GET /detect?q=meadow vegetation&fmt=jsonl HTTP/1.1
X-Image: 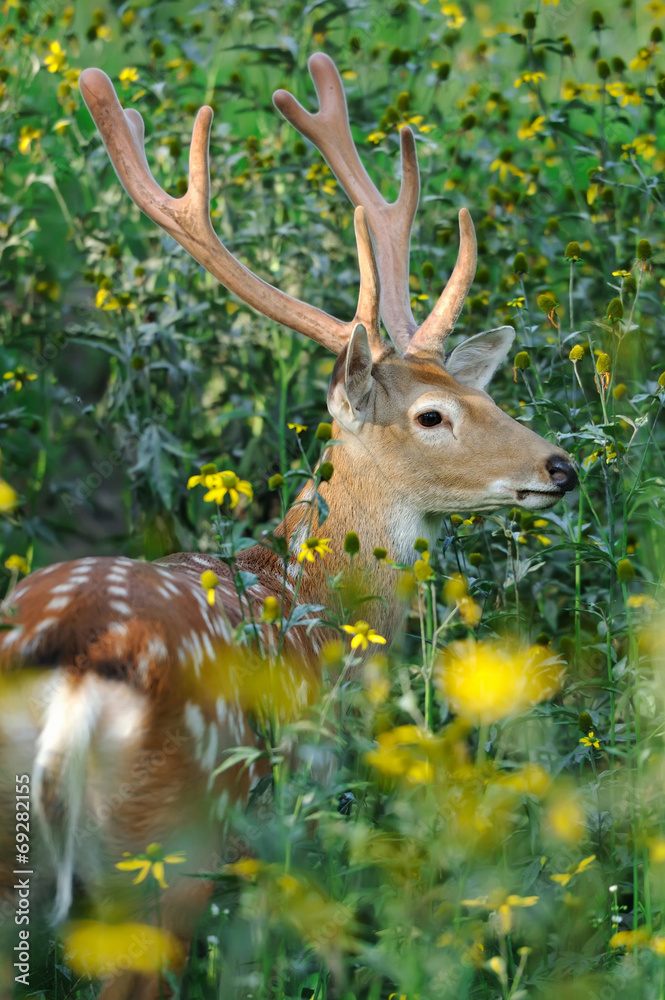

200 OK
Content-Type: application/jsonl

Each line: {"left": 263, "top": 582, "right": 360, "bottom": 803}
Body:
{"left": 2, "top": 0, "right": 665, "bottom": 996}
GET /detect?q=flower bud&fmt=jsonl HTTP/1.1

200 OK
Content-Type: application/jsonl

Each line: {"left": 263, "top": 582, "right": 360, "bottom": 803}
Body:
{"left": 590, "top": 9, "right": 604, "bottom": 28}
{"left": 344, "top": 531, "right": 360, "bottom": 555}
{"left": 200, "top": 570, "right": 219, "bottom": 590}
{"left": 421, "top": 261, "right": 435, "bottom": 280}
{"left": 262, "top": 596, "right": 280, "bottom": 623}
{"left": 596, "top": 59, "right": 610, "bottom": 80}
{"left": 315, "top": 422, "right": 333, "bottom": 441}
{"left": 595, "top": 352, "right": 611, "bottom": 375}
{"left": 569, "top": 344, "right": 584, "bottom": 362}
{"left": 268, "top": 473, "right": 285, "bottom": 490}
{"left": 522, "top": 10, "right": 536, "bottom": 29}
{"left": 612, "top": 383, "right": 628, "bottom": 400}
{"left": 657, "top": 372, "right": 665, "bottom": 389}
{"left": 514, "top": 350, "right": 531, "bottom": 370}
{"left": 373, "top": 547, "right": 387, "bottom": 560}
{"left": 637, "top": 239, "right": 652, "bottom": 261}
{"left": 537, "top": 292, "right": 556, "bottom": 313}
{"left": 606, "top": 298, "right": 623, "bottom": 321}
{"left": 564, "top": 241, "right": 581, "bottom": 260}
{"left": 513, "top": 252, "right": 528, "bottom": 275}
{"left": 414, "top": 537, "right": 429, "bottom": 552}
{"left": 578, "top": 711, "right": 593, "bottom": 733}
{"left": 318, "top": 461, "right": 334, "bottom": 482}
{"left": 617, "top": 558, "right": 635, "bottom": 582}
{"left": 468, "top": 552, "right": 483, "bottom": 567}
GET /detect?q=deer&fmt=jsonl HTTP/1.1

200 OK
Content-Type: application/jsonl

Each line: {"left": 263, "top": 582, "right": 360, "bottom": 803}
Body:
{"left": 0, "top": 54, "right": 576, "bottom": 999}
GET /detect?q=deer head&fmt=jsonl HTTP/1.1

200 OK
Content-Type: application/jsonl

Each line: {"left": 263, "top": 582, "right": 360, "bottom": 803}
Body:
{"left": 79, "top": 55, "right": 576, "bottom": 578}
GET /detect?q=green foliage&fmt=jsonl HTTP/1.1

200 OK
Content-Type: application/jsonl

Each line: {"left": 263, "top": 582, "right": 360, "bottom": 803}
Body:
{"left": 3, "top": 0, "right": 665, "bottom": 998}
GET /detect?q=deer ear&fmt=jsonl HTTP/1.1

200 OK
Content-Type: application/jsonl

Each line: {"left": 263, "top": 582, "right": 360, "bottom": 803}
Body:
{"left": 445, "top": 326, "right": 515, "bottom": 389}
{"left": 328, "top": 323, "right": 374, "bottom": 428}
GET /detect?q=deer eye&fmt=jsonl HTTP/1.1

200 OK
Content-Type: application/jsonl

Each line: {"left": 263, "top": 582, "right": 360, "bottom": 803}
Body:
{"left": 417, "top": 411, "right": 443, "bottom": 427}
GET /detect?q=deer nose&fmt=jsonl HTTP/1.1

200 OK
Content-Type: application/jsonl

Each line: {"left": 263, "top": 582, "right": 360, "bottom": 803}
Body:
{"left": 546, "top": 455, "right": 578, "bottom": 492}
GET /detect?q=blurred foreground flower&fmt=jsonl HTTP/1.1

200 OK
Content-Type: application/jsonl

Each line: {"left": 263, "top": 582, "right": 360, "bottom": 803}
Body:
{"left": 436, "top": 640, "right": 564, "bottom": 725}
{"left": 116, "top": 843, "right": 186, "bottom": 889}
{"left": 365, "top": 725, "right": 440, "bottom": 784}
{"left": 64, "top": 920, "right": 183, "bottom": 978}
{"left": 0, "top": 479, "right": 18, "bottom": 513}
{"left": 550, "top": 854, "right": 596, "bottom": 886}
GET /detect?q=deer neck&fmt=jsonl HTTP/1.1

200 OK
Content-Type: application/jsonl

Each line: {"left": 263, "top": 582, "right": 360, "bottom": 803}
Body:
{"left": 273, "top": 421, "right": 441, "bottom": 641}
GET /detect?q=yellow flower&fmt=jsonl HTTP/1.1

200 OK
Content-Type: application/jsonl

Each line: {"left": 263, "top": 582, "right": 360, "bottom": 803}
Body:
{"left": 119, "top": 66, "right": 139, "bottom": 84}
{"left": 187, "top": 463, "right": 219, "bottom": 490}
{"left": 297, "top": 537, "right": 332, "bottom": 563}
{"left": 626, "top": 593, "right": 657, "bottom": 611}
{"left": 53, "top": 119, "right": 71, "bottom": 135}
{"left": 0, "top": 479, "right": 18, "bottom": 513}
{"left": 622, "top": 134, "right": 657, "bottom": 161}
{"left": 609, "top": 928, "right": 650, "bottom": 950}
{"left": 44, "top": 41, "right": 67, "bottom": 74}
{"left": 579, "top": 731, "right": 600, "bottom": 749}
{"left": 414, "top": 550, "right": 435, "bottom": 582}
{"left": 222, "top": 857, "right": 263, "bottom": 880}
{"left": 4, "top": 555, "right": 30, "bottom": 575}
{"left": 550, "top": 854, "right": 596, "bottom": 887}
{"left": 94, "top": 287, "right": 120, "bottom": 310}
{"left": 507, "top": 296, "right": 525, "bottom": 308}
{"left": 517, "top": 115, "right": 546, "bottom": 140}
{"left": 605, "top": 81, "right": 642, "bottom": 106}
{"left": 115, "top": 843, "right": 186, "bottom": 889}
{"left": 630, "top": 47, "right": 653, "bottom": 72}
{"left": 3, "top": 368, "right": 37, "bottom": 391}
{"left": 200, "top": 570, "right": 219, "bottom": 606}
{"left": 442, "top": 2, "right": 466, "bottom": 29}
{"left": 287, "top": 422, "right": 308, "bottom": 433}
{"left": 365, "top": 725, "right": 438, "bottom": 784}
{"left": 368, "top": 130, "right": 387, "bottom": 144}
{"left": 203, "top": 471, "right": 253, "bottom": 507}
{"left": 436, "top": 639, "right": 564, "bottom": 725}
{"left": 64, "top": 920, "right": 183, "bottom": 977}
{"left": 514, "top": 71, "right": 546, "bottom": 88}
{"left": 342, "top": 620, "right": 386, "bottom": 651}
{"left": 18, "top": 126, "right": 43, "bottom": 155}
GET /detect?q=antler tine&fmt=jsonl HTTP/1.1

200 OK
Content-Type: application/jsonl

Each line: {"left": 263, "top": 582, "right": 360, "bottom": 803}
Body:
{"left": 407, "top": 209, "right": 477, "bottom": 355}
{"left": 274, "top": 52, "right": 420, "bottom": 352}
{"left": 353, "top": 206, "right": 382, "bottom": 354}
{"left": 80, "top": 67, "right": 356, "bottom": 356}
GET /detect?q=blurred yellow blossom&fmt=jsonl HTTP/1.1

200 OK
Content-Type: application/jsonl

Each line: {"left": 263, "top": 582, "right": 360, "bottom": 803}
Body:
{"left": 18, "top": 126, "right": 42, "bottom": 155}
{"left": 550, "top": 854, "right": 596, "bottom": 886}
{"left": 119, "top": 66, "right": 139, "bottom": 84}
{"left": 365, "top": 725, "right": 439, "bottom": 784}
{"left": 4, "top": 555, "right": 29, "bottom": 575}
{"left": 0, "top": 479, "right": 18, "bottom": 513}
{"left": 436, "top": 640, "right": 563, "bottom": 725}
{"left": 44, "top": 41, "right": 67, "bottom": 73}
{"left": 517, "top": 115, "right": 546, "bottom": 140}
{"left": 610, "top": 927, "right": 650, "bottom": 950}
{"left": 544, "top": 788, "right": 586, "bottom": 843}
{"left": 606, "top": 81, "right": 642, "bottom": 106}
{"left": 514, "top": 72, "right": 546, "bottom": 88}
{"left": 64, "top": 920, "right": 183, "bottom": 977}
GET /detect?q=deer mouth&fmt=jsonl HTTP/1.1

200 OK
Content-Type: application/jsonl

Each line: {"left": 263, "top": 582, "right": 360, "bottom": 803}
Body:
{"left": 515, "top": 488, "right": 566, "bottom": 507}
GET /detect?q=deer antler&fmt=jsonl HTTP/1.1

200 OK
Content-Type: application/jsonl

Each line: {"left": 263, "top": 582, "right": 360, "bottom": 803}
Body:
{"left": 273, "top": 53, "right": 477, "bottom": 357}
{"left": 79, "top": 68, "right": 382, "bottom": 357}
